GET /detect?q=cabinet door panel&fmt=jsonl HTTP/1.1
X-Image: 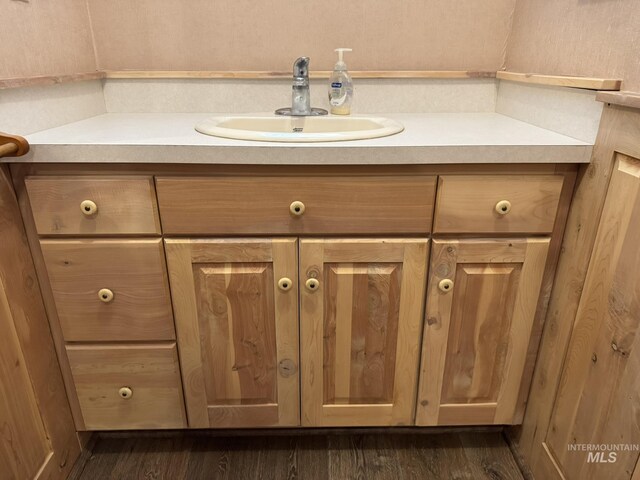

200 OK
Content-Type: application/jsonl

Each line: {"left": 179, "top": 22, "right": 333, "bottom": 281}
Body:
{"left": 165, "top": 238, "right": 299, "bottom": 428}
{"left": 545, "top": 154, "right": 640, "bottom": 479}
{"left": 300, "top": 239, "right": 429, "bottom": 426}
{"left": 416, "top": 238, "right": 549, "bottom": 426}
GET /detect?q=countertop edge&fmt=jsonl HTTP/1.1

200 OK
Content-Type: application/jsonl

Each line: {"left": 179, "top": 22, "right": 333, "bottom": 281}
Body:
{"left": 4, "top": 144, "right": 593, "bottom": 165}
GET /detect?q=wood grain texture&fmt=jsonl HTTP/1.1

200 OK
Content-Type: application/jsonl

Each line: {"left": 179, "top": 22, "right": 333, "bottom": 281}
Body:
{"left": 0, "top": 143, "right": 18, "bottom": 158}
{"left": 25, "top": 176, "right": 161, "bottom": 236}
{"left": 0, "top": 70, "right": 496, "bottom": 91}
{"left": 323, "top": 264, "right": 401, "bottom": 405}
{"left": 538, "top": 442, "right": 566, "bottom": 480}
{"left": 0, "top": 276, "right": 51, "bottom": 480}
{"left": 416, "top": 238, "right": 550, "bottom": 426}
{"left": 545, "top": 154, "right": 640, "bottom": 479}
{"left": 87, "top": 0, "right": 514, "bottom": 72}
{"left": 0, "top": 72, "right": 105, "bottom": 90}
{"left": 496, "top": 71, "right": 621, "bottom": 91}
{"left": 156, "top": 176, "right": 436, "bottom": 235}
{"left": 165, "top": 238, "right": 299, "bottom": 428}
{"left": 300, "top": 239, "right": 429, "bottom": 427}
{"left": 505, "top": 0, "right": 640, "bottom": 93}
{"left": 597, "top": 91, "right": 640, "bottom": 110}
{"left": 40, "top": 239, "right": 175, "bottom": 342}
{"left": 72, "top": 432, "right": 524, "bottom": 480}
{"left": 433, "top": 175, "right": 564, "bottom": 234}
{"left": 0, "top": 165, "right": 80, "bottom": 480}
{"left": 0, "top": 131, "right": 29, "bottom": 157}
{"left": 66, "top": 343, "right": 187, "bottom": 431}
{"left": 511, "top": 166, "right": 577, "bottom": 425}
{"left": 510, "top": 105, "right": 640, "bottom": 479}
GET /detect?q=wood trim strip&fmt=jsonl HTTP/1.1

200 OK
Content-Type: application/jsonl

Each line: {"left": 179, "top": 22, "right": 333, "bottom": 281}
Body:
{"left": 497, "top": 71, "right": 622, "bottom": 91}
{"left": 596, "top": 90, "right": 640, "bottom": 110}
{"left": 103, "top": 70, "right": 497, "bottom": 80}
{"left": 0, "top": 71, "right": 105, "bottom": 90}
{"left": 0, "top": 69, "right": 625, "bottom": 90}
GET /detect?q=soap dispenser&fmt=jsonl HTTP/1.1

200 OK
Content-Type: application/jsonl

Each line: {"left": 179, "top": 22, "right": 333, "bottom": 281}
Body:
{"left": 328, "top": 48, "right": 353, "bottom": 115}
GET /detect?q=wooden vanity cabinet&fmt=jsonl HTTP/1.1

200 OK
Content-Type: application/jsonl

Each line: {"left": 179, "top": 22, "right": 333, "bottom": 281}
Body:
{"left": 12, "top": 165, "right": 575, "bottom": 432}
{"left": 415, "top": 238, "right": 550, "bottom": 426}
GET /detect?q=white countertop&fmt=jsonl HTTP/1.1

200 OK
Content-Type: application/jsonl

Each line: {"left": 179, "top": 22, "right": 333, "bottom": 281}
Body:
{"left": 8, "top": 113, "right": 592, "bottom": 164}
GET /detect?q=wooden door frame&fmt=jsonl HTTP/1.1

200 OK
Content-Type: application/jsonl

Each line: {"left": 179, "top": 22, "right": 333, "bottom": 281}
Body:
{"left": 0, "top": 165, "right": 80, "bottom": 479}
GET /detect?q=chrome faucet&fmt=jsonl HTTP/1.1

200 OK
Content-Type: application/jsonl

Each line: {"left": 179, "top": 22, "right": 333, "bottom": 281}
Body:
{"left": 275, "top": 57, "right": 328, "bottom": 116}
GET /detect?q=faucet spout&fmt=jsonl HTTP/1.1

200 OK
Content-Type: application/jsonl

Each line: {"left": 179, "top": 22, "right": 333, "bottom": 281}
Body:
{"left": 293, "top": 57, "right": 310, "bottom": 81}
{"left": 291, "top": 57, "right": 311, "bottom": 115}
{"left": 275, "top": 56, "right": 328, "bottom": 116}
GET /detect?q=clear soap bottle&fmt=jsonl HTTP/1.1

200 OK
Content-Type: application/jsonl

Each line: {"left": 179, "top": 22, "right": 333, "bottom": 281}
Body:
{"left": 328, "top": 48, "right": 353, "bottom": 115}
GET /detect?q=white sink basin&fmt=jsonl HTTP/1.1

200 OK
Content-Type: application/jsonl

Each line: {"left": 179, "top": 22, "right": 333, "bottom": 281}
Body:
{"left": 195, "top": 115, "right": 404, "bottom": 142}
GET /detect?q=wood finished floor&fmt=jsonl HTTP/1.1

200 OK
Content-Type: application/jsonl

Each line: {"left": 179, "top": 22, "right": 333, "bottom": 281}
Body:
{"left": 72, "top": 432, "right": 524, "bottom": 480}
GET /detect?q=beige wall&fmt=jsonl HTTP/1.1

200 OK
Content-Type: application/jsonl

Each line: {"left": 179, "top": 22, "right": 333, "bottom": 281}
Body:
{"left": 4, "top": 0, "right": 639, "bottom": 93}
{"left": 86, "top": 0, "right": 516, "bottom": 71}
{"left": 0, "top": 0, "right": 96, "bottom": 78}
{"left": 506, "top": 0, "right": 640, "bottom": 92}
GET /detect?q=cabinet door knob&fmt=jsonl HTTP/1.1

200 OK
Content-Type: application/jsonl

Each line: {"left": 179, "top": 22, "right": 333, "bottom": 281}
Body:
{"left": 290, "top": 201, "right": 306, "bottom": 216}
{"left": 305, "top": 278, "right": 320, "bottom": 292}
{"left": 495, "top": 200, "right": 512, "bottom": 215}
{"left": 438, "top": 279, "right": 454, "bottom": 293}
{"left": 80, "top": 199, "right": 98, "bottom": 216}
{"left": 278, "top": 277, "right": 293, "bottom": 291}
{"left": 98, "top": 288, "right": 114, "bottom": 303}
{"left": 118, "top": 387, "right": 133, "bottom": 399}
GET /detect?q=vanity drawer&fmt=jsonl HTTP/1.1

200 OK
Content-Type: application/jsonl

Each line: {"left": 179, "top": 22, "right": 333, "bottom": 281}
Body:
{"left": 433, "top": 175, "right": 564, "bottom": 234}
{"left": 66, "top": 343, "right": 187, "bottom": 430}
{"left": 156, "top": 176, "right": 436, "bottom": 235}
{"left": 25, "top": 176, "right": 161, "bottom": 235}
{"left": 41, "top": 239, "right": 175, "bottom": 342}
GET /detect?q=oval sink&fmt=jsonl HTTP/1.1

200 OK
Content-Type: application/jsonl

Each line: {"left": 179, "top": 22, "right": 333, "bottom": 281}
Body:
{"left": 195, "top": 115, "right": 404, "bottom": 142}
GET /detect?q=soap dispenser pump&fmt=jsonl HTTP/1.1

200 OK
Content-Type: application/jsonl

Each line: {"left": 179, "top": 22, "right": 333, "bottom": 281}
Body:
{"left": 328, "top": 48, "right": 353, "bottom": 115}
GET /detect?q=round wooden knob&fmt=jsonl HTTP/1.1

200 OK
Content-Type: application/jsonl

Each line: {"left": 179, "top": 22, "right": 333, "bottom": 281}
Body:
{"left": 495, "top": 200, "right": 512, "bottom": 215}
{"left": 80, "top": 200, "right": 98, "bottom": 216}
{"left": 278, "top": 277, "right": 293, "bottom": 291}
{"left": 438, "top": 279, "right": 454, "bottom": 293}
{"left": 98, "top": 288, "right": 114, "bottom": 303}
{"left": 290, "top": 201, "right": 306, "bottom": 216}
{"left": 305, "top": 278, "right": 320, "bottom": 292}
{"left": 118, "top": 387, "right": 133, "bottom": 399}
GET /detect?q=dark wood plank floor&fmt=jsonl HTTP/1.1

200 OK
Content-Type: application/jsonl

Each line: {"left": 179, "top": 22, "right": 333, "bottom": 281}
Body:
{"left": 72, "top": 432, "right": 523, "bottom": 480}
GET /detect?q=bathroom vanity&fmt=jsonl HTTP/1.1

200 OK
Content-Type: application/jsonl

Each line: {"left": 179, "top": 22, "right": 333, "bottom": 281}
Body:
{"left": 8, "top": 111, "right": 580, "bottom": 431}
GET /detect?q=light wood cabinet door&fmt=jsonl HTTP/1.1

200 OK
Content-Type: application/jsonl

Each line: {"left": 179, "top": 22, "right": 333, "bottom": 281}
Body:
{"left": 416, "top": 238, "right": 549, "bottom": 426}
{"left": 300, "top": 239, "right": 429, "bottom": 426}
{"left": 165, "top": 238, "right": 299, "bottom": 428}
{"left": 544, "top": 154, "right": 640, "bottom": 480}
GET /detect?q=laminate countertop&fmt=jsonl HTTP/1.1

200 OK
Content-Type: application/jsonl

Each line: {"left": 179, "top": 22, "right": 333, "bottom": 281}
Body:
{"left": 7, "top": 113, "right": 592, "bottom": 165}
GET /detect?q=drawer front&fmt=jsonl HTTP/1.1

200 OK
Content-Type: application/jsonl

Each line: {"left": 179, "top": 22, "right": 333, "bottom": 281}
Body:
{"left": 433, "top": 175, "right": 564, "bottom": 234}
{"left": 66, "top": 344, "right": 187, "bottom": 430}
{"left": 41, "top": 239, "right": 175, "bottom": 342}
{"left": 156, "top": 176, "right": 436, "bottom": 235}
{"left": 25, "top": 176, "right": 160, "bottom": 235}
